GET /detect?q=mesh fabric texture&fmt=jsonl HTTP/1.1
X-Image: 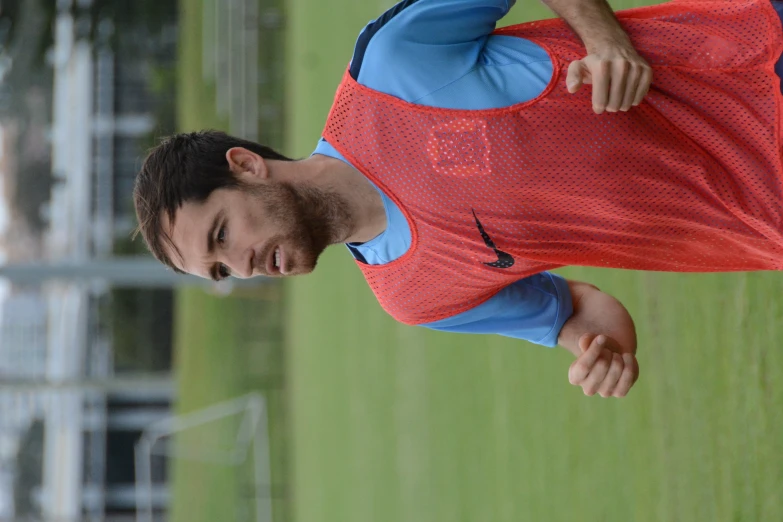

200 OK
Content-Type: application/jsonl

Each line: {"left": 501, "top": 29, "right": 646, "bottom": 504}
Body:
{"left": 323, "top": 0, "right": 783, "bottom": 324}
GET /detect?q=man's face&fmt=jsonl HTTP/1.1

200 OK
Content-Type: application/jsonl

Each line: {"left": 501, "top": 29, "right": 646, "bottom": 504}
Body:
{"left": 164, "top": 176, "right": 333, "bottom": 281}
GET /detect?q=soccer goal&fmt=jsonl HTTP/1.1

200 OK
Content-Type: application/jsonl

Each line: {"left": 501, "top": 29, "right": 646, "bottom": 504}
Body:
{"left": 134, "top": 392, "right": 273, "bottom": 522}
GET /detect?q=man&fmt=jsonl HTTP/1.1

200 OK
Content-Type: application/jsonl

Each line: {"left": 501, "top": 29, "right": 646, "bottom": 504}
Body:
{"left": 134, "top": 0, "right": 783, "bottom": 399}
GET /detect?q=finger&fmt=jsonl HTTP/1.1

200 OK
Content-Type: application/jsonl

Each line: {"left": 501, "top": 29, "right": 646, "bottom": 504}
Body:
{"left": 597, "top": 353, "right": 624, "bottom": 397}
{"left": 621, "top": 65, "right": 641, "bottom": 111}
{"left": 631, "top": 354, "right": 640, "bottom": 384}
{"left": 568, "top": 335, "right": 604, "bottom": 384}
{"left": 633, "top": 65, "right": 653, "bottom": 106}
{"left": 606, "top": 60, "right": 630, "bottom": 112}
{"left": 591, "top": 59, "right": 611, "bottom": 114}
{"left": 566, "top": 60, "right": 585, "bottom": 94}
{"left": 578, "top": 332, "right": 595, "bottom": 353}
{"left": 581, "top": 350, "right": 612, "bottom": 396}
{"left": 612, "top": 354, "right": 637, "bottom": 397}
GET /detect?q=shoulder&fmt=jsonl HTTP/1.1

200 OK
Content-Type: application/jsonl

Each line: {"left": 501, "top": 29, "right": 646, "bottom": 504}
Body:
{"left": 349, "top": 0, "right": 423, "bottom": 80}
{"left": 350, "top": 0, "right": 514, "bottom": 79}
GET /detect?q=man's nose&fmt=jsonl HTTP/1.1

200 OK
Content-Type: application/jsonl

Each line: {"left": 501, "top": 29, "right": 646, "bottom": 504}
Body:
{"left": 222, "top": 248, "right": 253, "bottom": 279}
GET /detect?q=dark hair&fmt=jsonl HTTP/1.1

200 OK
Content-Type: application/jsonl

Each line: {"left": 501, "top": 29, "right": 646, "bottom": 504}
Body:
{"left": 133, "top": 130, "right": 293, "bottom": 272}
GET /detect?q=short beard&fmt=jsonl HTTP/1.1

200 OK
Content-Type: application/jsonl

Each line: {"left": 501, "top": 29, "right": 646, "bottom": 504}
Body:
{"left": 282, "top": 181, "right": 354, "bottom": 246}
{"left": 247, "top": 181, "right": 354, "bottom": 269}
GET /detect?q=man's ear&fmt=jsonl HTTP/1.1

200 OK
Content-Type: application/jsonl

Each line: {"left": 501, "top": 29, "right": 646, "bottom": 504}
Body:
{"left": 225, "top": 147, "right": 269, "bottom": 182}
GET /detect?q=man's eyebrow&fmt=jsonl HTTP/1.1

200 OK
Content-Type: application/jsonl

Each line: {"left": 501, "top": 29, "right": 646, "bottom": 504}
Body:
{"left": 205, "top": 209, "right": 223, "bottom": 281}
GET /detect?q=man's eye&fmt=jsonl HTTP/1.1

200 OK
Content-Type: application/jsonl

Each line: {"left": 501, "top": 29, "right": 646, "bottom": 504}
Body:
{"left": 218, "top": 264, "right": 230, "bottom": 279}
{"left": 217, "top": 226, "right": 226, "bottom": 244}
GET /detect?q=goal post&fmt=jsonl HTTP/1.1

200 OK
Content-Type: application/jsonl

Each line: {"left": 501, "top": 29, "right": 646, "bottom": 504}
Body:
{"left": 134, "top": 392, "right": 273, "bottom": 522}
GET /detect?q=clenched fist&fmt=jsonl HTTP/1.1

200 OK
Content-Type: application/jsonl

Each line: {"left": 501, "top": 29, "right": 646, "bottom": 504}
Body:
{"left": 566, "top": 43, "right": 653, "bottom": 114}
{"left": 568, "top": 333, "right": 639, "bottom": 397}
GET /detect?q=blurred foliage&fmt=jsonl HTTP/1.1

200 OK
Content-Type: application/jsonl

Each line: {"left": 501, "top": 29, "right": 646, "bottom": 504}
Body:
{"left": 89, "top": 0, "right": 178, "bottom": 45}
{"left": 102, "top": 0, "right": 178, "bottom": 376}
{"left": 0, "top": 0, "right": 178, "bottom": 114}
{"left": 114, "top": 231, "right": 150, "bottom": 256}
{"left": 110, "top": 286, "right": 174, "bottom": 373}
{"left": 0, "top": 0, "right": 179, "bottom": 237}
{"left": 0, "top": 0, "right": 56, "bottom": 70}
{"left": 110, "top": 235, "right": 175, "bottom": 374}
{"left": 13, "top": 419, "right": 44, "bottom": 520}
{"left": 0, "top": 0, "right": 54, "bottom": 119}
{"left": 12, "top": 156, "right": 54, "bottom": 234}
{"left": 141, "top": 62, "right": 179, "bottom": 149}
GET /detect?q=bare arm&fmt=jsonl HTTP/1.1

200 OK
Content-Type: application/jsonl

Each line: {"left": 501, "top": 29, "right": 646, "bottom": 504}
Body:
{"left": 558, "top": 279, "right": 636, "bottom": 356}
{"left": 541, "top": 0, "right": 631, "bottom": 53}
{"left": 557, "top": 279, "right": 639, "bottom": 397}
{"left": 539, "top": 0, "right": 653, "bottom": 113}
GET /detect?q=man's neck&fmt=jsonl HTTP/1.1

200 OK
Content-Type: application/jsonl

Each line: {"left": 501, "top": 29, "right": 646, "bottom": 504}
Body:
{"left": 272, "top": 154, "right": 388, "bottom": 244}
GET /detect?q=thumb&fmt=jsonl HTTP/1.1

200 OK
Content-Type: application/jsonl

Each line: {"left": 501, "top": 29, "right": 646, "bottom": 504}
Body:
{"left": 578, "top": 333, "right": 594, "bottom": 353}
{"left": 566, "top": 60, "right": 586, "bottom": 93}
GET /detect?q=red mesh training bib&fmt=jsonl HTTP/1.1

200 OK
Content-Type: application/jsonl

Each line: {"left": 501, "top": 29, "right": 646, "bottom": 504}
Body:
{"left": 323, "top": 0, "right": 783, "bottom": 325}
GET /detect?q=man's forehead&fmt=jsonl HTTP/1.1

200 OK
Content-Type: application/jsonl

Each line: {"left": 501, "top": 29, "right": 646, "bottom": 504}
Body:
{"left": 160, "top": 204, "right": 202, "bottom": 273}
{"left": 163, "top": 200, "right": 206, "bottom": 235}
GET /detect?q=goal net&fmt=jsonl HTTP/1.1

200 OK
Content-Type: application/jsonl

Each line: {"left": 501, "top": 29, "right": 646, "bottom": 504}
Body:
{"left": 134, "top": 392, "right": 273, "bottom": 522}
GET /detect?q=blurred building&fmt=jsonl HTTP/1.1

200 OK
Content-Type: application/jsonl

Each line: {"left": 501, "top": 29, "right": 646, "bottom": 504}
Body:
{"left": 0, "top": 0, "right": 179, "bottom": 520}
{"left": 0, "top": 0, "right": 283, "bottom": 518}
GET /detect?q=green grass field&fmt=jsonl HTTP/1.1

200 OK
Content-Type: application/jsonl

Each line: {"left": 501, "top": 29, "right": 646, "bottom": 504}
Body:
{"left": 173, "top": 0, "right": 783, "bottom": 521}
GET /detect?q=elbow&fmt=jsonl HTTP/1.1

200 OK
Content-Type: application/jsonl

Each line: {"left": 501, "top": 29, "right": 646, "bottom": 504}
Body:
{"left": 560, "top": 279, "right": 637, "bottom": 355}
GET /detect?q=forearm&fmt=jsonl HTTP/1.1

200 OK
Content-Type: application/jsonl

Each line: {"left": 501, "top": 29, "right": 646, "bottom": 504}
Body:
{"left": 540, "top": 0, "right": 630, "bottom": 53}
{"left": 557, "top": 280, "right": 637, "bottom": 358}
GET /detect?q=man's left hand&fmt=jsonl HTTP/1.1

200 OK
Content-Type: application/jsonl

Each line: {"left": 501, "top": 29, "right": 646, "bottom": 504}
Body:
{"left": 566, "top": 43, "right": 652, "bottom": 114}
{"left": 568, "top": 333, "right": 640, "bottom": 398}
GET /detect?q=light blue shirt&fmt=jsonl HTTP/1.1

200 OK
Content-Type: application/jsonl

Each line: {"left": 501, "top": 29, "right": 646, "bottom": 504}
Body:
{"left": 313, "top": 0, "right": 573, "bottom": 347}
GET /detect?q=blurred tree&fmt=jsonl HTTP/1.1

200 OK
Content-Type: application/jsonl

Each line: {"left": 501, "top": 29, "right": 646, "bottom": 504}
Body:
{"left": 0, "top": 0, "right": 55, "bottom": 68}
{"left": 13, "top": 419, "right": 44, "bottom": 521}
{"left": 0, "top": 0, "right": 54, "bottom": 121}
{"left": 110, "top": 287, "right": 174, "bottom": 373}
{"left": 0, "top": 0, "right": 178, "bottom": 120}
{"left": 88, "top": 0, "right": 177, "bottom": 50}
{"left": 111, "top": 235, "right": 174, "bottom": 373}
{"left": 11, "top": 157, "right": 55, "bottom": 234}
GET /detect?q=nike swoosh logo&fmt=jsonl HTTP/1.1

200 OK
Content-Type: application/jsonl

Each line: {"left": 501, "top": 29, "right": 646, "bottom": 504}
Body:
{"left": 472, "top": 209, "right": 515, "bottom": 269}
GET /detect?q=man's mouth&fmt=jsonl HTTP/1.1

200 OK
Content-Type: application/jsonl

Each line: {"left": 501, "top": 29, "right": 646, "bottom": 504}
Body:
{"left": 265, "top": 246, "right": 283, "bottom": 275}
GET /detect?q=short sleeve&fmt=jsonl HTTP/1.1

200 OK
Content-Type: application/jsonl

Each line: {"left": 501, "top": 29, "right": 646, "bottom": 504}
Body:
{"left": 350, "top": 0, "right": 517, "bottom": 99}
{"left": 421, "top": 272, "right": 573, "bottom": 347}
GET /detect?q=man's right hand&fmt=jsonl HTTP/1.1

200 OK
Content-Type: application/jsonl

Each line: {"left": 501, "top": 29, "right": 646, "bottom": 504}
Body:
{"left": 568, "top": 333, "right": 639, "bottom": 398}
{"left": 566, "top": 43, "right": 653, "bottom": 114}
{"left": 541, "top": 0, "right": 653, "bottom": 113}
